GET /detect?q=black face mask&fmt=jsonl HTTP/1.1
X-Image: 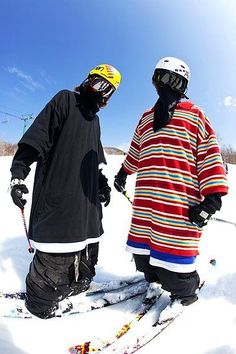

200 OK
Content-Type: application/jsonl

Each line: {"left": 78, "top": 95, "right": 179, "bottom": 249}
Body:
{"left": 153, "top": 85, "right": 180, "bottom": 132}
{"left": 78, "top": 85, "right": 104, "bottom": 119}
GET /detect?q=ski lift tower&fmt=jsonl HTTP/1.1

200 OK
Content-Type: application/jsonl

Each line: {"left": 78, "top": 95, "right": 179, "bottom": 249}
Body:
{"left": 0, "top": 110, "right": 34, "bottom": 136}
{"left": 20, "top": 114, "right": 34, "bottom": 134}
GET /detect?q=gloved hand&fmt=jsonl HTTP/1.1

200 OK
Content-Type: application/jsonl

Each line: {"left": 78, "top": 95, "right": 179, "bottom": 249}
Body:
{"left": 114, "top": 165, "right": 128, "bottom": 193}
{"left": 99, "top": 185, "right": 111, "bottom": 207}
{"left": 98, "top": 170, "right": 111, "bottom": 207}
{"left": 10, "top": 178, "right": 29, "bottom": 209}
{"left": 189, "top": 193, "right": 222, "bottom": 228}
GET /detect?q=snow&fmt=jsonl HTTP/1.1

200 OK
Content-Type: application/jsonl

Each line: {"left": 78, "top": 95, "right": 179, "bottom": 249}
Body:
{"left": 0, "top": 154, "right": 236, "bottom": 354}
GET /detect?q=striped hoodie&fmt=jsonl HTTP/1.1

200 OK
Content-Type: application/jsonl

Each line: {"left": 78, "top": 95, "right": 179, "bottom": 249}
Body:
{"left": 123, "top": 101, "right": 228, "bottom": 272}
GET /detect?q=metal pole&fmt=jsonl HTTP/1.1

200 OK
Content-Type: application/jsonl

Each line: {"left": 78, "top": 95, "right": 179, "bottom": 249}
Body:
{"left": 210, "top": 216, "right": 236, "bottom": 227}
{"left": 20, "top": 209, "right": 34, "bottom": 253}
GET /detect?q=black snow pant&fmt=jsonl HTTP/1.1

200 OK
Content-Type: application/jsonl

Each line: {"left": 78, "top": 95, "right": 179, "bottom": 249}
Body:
{"left": 25, "top": 243, "right": 99, "bottom": 319}
{"left": 133, "top": 254, "right": 200, "bottom": 301}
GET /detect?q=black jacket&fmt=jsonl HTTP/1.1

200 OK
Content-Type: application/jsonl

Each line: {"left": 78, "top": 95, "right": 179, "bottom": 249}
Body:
{"left": 11, "top": 90, "right": 106, "bottom": 249}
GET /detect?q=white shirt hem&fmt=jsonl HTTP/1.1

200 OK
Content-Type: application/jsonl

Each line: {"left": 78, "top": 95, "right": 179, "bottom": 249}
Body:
{"left": 31, "top": 235, "right": 102, "bottom": 253}
{"left": 126, "top": 245, "right": 196, "bottom": 273}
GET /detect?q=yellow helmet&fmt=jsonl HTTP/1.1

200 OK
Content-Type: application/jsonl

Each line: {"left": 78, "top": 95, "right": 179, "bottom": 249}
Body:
{"left": 88, "top": 64, "right": 121, "bottom": 90}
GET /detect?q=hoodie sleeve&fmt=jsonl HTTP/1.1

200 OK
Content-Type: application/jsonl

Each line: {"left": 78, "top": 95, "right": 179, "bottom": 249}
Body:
{"left": 10, "top": 144, "right": 39, "bottom": 180}
{"left": 196, "top": 110, "right": 228, "bottom": 197}
{"left": 17, "top": 90, "right": 69, "bottom": 160}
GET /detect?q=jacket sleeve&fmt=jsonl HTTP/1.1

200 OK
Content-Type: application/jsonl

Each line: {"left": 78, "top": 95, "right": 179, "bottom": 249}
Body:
{"left": 123, "top": 122, "right": 141, "bottom": 174}
{"left": 10, "top": 144, "right": 39, "bottom": 180}
{"left": 196, "top": 110, "right": 228, "bottom": 197}
{"left": 17, "top": 90, "right": 68, "bottom": 161}
{"left": 98, "top": 138, "right": 107, "bottom": 166}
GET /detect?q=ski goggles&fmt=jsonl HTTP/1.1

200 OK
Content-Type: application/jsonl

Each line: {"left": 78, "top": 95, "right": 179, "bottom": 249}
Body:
{"left": 152, "top": 69, "right": 188, "bottom": 94}
{"left": 88, "top": 76, "right": 115, "bottom": 98}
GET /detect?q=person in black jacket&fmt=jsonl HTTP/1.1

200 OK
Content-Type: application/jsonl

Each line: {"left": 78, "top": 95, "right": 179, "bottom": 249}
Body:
{"left": 10, "top": 64, "right": 122, "bottom": 319}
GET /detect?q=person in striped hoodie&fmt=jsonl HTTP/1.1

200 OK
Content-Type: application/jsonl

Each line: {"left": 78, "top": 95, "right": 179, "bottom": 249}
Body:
{"left": 114, "top": 57, "right": 228, "bottom": 307}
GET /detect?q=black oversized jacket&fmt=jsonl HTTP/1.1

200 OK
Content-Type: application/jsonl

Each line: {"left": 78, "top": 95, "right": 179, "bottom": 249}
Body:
{"left": 10, "top": 90, "right": 106, "bottom": 252}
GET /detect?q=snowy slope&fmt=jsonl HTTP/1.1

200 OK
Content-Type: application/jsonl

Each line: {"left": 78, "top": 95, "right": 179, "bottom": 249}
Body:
{"left": 0, "top": 155, "right": 236, "bottom": 354}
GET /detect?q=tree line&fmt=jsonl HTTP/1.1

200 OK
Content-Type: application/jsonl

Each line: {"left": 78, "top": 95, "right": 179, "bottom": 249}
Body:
{"left": 0, "top": 140, "right": 17, "bottom": 156}
{"left": 0, "top": 139, "right": 236, "bottom": 163}
{"left": 221, "top": 145, "right": 236, "bottom": 164}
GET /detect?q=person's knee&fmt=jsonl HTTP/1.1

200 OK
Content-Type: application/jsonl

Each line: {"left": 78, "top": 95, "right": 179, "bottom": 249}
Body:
{"left": 25, "top": 252, "right": 70, "bottom": 317}
{"left": 26, "top": 270, "right": 75, "bottom": 318}
{"left": 177, "top": 271, "right": 200, "bottom": 294}
{"left": 25, "top": 248, "right": 98, "bottom": 318}
{"left": 157, "top": 268, "right": 200, "bottom": 297}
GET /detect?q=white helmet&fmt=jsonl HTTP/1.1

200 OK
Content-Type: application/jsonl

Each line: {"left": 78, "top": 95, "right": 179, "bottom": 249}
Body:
{"left": 153, "top": 57, "right": 191, "bottom": 96}
{"left": 155, "top": 57, "right": 191, "bottom": 80}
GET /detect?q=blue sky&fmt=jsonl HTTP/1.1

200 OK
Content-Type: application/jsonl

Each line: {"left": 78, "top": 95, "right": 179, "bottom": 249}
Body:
{"left": 0, "top": 0, "right": 236, "bottom": 150}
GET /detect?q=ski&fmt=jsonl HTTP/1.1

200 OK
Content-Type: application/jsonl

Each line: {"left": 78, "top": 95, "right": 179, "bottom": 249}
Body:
{"left": 69, "top": 282, "right": 205, "bottom": 354}
{"left": 106, "top": 281, "right": 205, "bottom": 354}
{"left": 112, "top": 306, "right": 181, "bottom": 354}
{"left": 0, "top": 278, "right": 147, "bottom": 319}
{"left": 86, "top": 276, "right": 144, "bottom": 295}
{"left": 68, "top": 287, "right": 165, "bottom": 354}
{"left": 0, "top": 275, "right": 144, "bottom": 300}
{"left": 112, "top": 298, "right": 194, "bottom": 354}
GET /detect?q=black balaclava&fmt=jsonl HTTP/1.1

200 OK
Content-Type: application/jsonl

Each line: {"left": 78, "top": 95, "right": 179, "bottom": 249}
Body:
{"left": 153, "top": 85, "right": 181, "bottom": 132}
{"left": 77, "top": 84, "right": 104, "bottom": 120}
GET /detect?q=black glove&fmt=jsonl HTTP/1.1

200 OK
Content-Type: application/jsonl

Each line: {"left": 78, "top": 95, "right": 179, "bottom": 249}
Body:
{"left": 189, "top": 193, "right": 222, "bottom": 228}
{"left": 99, "top": 185, "right": 111, "bottom": 207}
{"left": 10, "top": 178, "right": 29, "bottom": 209}
{"left": 114, "top": 165, "right": 128, "bottom": 193}
{"left": 98, "top": 170, "right": 111, "bottom": 207}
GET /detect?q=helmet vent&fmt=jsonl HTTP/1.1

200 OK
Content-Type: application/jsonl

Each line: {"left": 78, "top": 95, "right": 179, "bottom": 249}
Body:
{"left": 154, "top": 56, "right": 191, "bottom": 88}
